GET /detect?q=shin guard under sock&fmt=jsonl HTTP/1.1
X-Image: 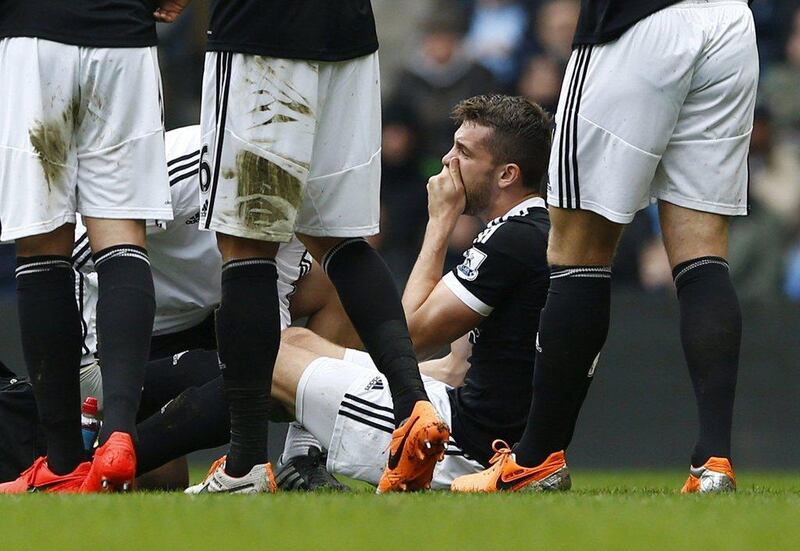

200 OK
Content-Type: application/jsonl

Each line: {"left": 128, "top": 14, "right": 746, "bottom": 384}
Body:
{"left": 673, "top": 257, "right": 741, "bottom": 466}
{"left": 216, "top": 258, "right": 280, "bottom": 477}
{"left": 93, "top": 245, "right": 156, "bottom": 444}
{"left": 16, "top": 256, "right": 84, "bottom": 475}
{"left": 514, "top": 266, "right": 612, "bottom": 466}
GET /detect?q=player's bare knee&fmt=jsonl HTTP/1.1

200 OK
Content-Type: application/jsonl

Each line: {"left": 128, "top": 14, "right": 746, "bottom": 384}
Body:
{"left": 215, "top": 232, "right": 280, "bottom": 262}
{"left": 295, "top": 233, "right": 348, "bottom": 263}
{"left": 658, "top": 201, "right": 729, "bottom": 267}
{"left": 281, "top": 326, "right": 315, "bottom": 347}
{"left": 15, "top": 223, "right": 76, "bottom": 257}
{"left": 547, "top": 209, "right": 622, "bottom": 266}
{"left": 84, "top": 218, "right": 146, "bottom": 251}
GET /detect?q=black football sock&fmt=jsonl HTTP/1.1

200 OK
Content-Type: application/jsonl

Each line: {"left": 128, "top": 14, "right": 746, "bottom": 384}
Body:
{"left": 514, "top": 266, "right": 612, "bottom": 467}
{"left": 15, "top": 256, "right": 85, "bottom": 475}
{"left": 136, "top": 377, "right": 229, "bottom": 476}
{"left": 93, "top": 245, "right": 156, "bottom": 444}
{"left": 216, "top": 258, "right": 280, "bottom": 477}
{"left": 673, "top": 257, "right": 741, "bottom": 466}
{"left": 138, "top": 350, "right": 222, "bottom": 421}
{"left": 323, "top": 238, "right": 427, "bottom": 424}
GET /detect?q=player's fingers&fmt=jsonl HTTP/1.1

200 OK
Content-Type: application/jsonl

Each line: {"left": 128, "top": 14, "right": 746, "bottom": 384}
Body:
{"left": 448, "top": 158, "right": 465, "bottom": 191}
{"left": 153, "top": 9, "right": 178, "bottom": 23}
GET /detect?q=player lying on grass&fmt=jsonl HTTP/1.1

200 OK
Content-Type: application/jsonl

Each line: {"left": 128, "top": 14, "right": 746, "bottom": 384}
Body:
{"left": 135, "top": 95, "right": 554, "bottom": 492}
{"left": 0, "top": 126, "right": 337, "bottom": 492}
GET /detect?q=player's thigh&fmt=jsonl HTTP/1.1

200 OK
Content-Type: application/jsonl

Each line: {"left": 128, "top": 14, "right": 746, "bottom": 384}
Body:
{"left": 652, "top": 2, "right": 758, "bottom": 220}
{"left": 289, "top": 354, "right": 375, "bottom": 451}
{"left": 199, "top": 52, "right": 317, "bottom": 243}
{"left": 75, "top": 47, "right": 172, "bottom": 224}
{"left": 547, "top": 13, "right": 700, "bottom": 225}
{"left": 0, "top": 38, "right": 80, "bottom": 242}
{"left": 294, "top": 53, "right": 381, "bottom": 239}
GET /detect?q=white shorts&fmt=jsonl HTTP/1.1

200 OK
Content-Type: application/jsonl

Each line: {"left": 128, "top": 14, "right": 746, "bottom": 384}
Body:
{"left": 295, "top": 354, "right": 484, "bottom": 490}
{"left": 199, "top": 52, "right": 381, "bottom": 242}
{"left": 547, "top": 0, "right": 758, "bottom": 224}
{"left": 0, "top": 38, "right": 172, "bottom": 241}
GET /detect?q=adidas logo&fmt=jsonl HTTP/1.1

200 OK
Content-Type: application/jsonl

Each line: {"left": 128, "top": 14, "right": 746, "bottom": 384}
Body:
{"left": 364, "top": 376, "right": 384, "bottom": 391}
{"left": 185, "top": 212, "right": 201, "bottom": 225}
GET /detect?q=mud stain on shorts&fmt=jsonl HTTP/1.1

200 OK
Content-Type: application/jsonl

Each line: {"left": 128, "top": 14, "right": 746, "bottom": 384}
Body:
{"left": 234, "top": 150, "right": 303, "bottom": 232}
{"left": 28, "top": 100, "right": 78, "bottom": 192}
{"left": 278, "top": 99, "right": 312, "bottom": 116}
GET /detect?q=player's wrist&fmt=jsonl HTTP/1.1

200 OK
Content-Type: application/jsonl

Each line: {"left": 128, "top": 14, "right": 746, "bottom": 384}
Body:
{"left": 428, "top": 210, "right": 460, "bottom": 231}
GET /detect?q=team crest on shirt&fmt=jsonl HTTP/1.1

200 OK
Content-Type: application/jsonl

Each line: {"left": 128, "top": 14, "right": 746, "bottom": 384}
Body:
{"left": 457, "top": 247, "right": 487, "bottom": 282}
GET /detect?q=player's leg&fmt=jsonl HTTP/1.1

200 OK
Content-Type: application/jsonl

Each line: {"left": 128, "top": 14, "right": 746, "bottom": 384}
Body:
{"left": 281, "top": 326, "right": 348, "bottom": 358}
{"left": 15, "top": 225, "right": 86, "bottom": 477}
{"left": 296, "top": 52, "right": 448, "bottom": 492}
{"left": 138, "top": 376, "right": 230, "bottom": 479}
{"left": 652, "top": 0, "right": 757, "bottom": 493}
{"left": 73, "top": 44, "right": 172, "bottom": 491}
{"left": 514, "top": 34, "right": 682, "bottom": 470}
{"left": 196, "top": 51, "right": 311, "bottom": 486}
{"left": 0, "top": 38, "right": 91, "bottom": 492}
{"left": 214, "top": 234, "right": 281, "bottom": 479}
{"left": 510, "top": 208, "right": 621, "bottom": 467}
{"left": 659, "top": 203, "right": 740, "bottom": 492}
{"left": 83, "top": 217, "right": 153, "bottom": 446}
{"left": 288, "top": 261, "right": 361, "bottom": 349}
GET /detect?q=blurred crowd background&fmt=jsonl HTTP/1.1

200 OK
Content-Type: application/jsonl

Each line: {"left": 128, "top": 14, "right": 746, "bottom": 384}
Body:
{"left": 2, "top": 0, "right": 800, "bottom": 300}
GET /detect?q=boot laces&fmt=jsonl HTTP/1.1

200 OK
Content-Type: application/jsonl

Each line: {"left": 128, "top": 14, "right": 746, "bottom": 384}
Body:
{"left": 488, "top": 440, "right": 513, "bottom": 465}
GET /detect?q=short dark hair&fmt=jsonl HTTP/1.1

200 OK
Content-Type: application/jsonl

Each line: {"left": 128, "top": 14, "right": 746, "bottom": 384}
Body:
{"left": 451, "top": 95, "right": 552, "bottom": 193}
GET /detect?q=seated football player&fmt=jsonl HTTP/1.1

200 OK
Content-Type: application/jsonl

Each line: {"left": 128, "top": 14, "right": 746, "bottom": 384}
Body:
{"left": 180, "top": 94, "right": 554, "bottom": 492}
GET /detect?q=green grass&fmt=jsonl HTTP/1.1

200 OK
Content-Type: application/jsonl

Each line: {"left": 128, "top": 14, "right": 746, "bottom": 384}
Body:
{"left": 1, "top": 472, "right": 799, "bottom": 550}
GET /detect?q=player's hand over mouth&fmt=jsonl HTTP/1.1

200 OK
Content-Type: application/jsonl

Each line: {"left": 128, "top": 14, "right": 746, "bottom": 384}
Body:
{"left": 427, "top": 158, "right": 467, "bottom": 225}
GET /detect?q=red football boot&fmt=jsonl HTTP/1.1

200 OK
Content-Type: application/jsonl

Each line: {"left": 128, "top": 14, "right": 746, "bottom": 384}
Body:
{"left": 0, "top": 457, "right": 90, "bottom": 494}
{"left": 80, "top": 432, "right": 137, "bottom": 493}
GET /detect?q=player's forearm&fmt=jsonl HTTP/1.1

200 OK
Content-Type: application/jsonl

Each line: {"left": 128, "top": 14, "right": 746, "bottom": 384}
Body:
{"left": 402, "top": 218, "right": 453, "bottom": 318}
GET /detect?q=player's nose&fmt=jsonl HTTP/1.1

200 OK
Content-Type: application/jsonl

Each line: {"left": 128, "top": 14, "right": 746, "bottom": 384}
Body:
{"left": 442, "top": 149, "right": 454, "bottom": 166}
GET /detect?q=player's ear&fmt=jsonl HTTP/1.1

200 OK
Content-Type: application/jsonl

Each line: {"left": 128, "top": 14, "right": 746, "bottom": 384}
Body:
{"left": 497, "top": 163, "right": 521, "bottom": 190}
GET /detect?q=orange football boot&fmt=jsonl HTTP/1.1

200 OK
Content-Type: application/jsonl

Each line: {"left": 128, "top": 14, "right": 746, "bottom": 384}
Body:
{"left": 681, "top": 457, "right": 736, "bottom": 494}
{"left": 376, "top": 400, "right": 450, "bottom": 493}
{"left": 450, "top": 440, "right": 571, "bottom": 492}
{"left": 0, "top": 457, "right": 90, "bottom": 494}
{"left": 80, "top": 432, "right": 137, "bottom": 493}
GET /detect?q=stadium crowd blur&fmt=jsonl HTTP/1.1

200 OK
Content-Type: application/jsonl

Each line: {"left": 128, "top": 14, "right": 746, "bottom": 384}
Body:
{"left": 2, "top": 0, "right": 800, "bottom": 304}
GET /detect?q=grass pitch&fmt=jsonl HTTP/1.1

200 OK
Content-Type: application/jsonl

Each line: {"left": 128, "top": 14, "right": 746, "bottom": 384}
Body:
{"left": 1, "top": 471, "right": 798, "bottom": 550}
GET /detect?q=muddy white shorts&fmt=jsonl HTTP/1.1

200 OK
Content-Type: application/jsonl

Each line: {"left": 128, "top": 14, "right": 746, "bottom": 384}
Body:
{"left": 547, "top": 0, "right": 758, "bottom": 224}
{"left": 0, "top": 38, "right": 172, "bottom": 241}
{"left": 198, "top": 52, "right": 381, "bottom": 242}
{"left": 295, "top": 352, "right": 484, "bottom": 490}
